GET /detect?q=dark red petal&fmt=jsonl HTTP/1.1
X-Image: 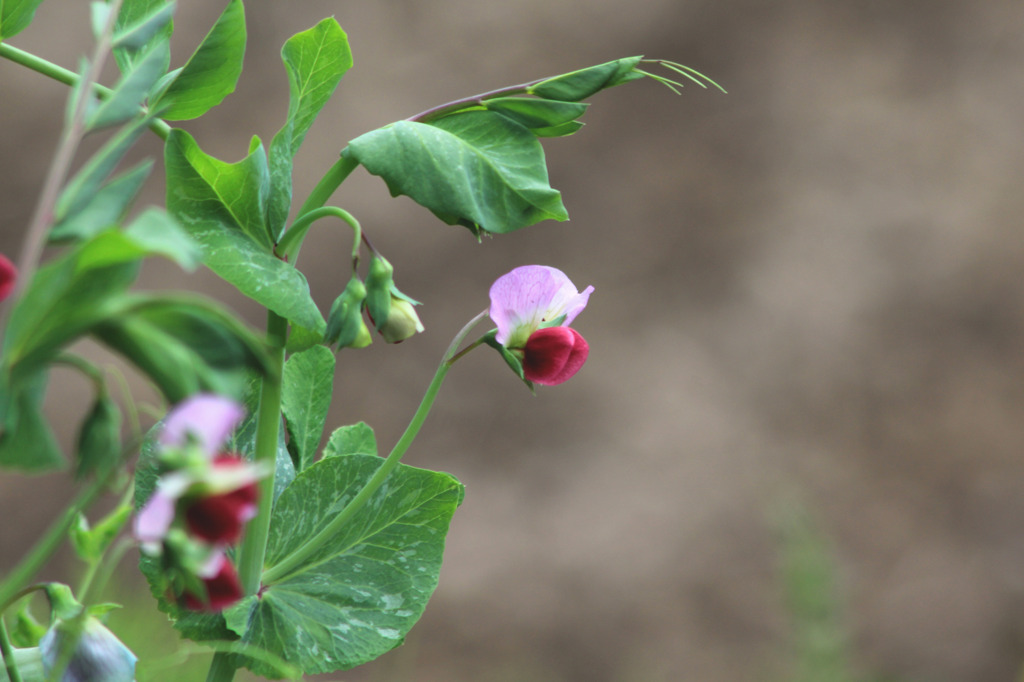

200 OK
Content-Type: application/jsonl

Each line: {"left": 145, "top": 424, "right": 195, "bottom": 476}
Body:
{"left": 184, "top": 455, "right": 259, "bottom": 544}
{"left": 183, "top": 558, "right": 243, "bottom": 611}
{"left": 185, "top": 490, "right": 251, "bottom": 544}
{"left": 0, "top": 254, "right": 17, "bottom": 302}
{"left": 523, "top": 327, "right": 589, "bottom": 386}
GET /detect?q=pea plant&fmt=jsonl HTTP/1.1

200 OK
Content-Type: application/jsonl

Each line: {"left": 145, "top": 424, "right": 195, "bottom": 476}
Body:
{"left": 0, "top": 0, "right": 721, "bottom": 679}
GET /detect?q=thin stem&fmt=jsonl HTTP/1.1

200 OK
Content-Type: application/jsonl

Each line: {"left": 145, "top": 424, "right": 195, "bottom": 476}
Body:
{"left": 0, "top": 617, "right": 23, "bottom": 682}
{"left": 0, "top": 43, "right": 172, "bottom": 141}
{"left": 206, "top": 312, "right": 287, "bottom": 682}
{"left": 262, "top": 310, "right": 490, "bottom": 586}
{"left": 293, "top": 154, "right": 359, "bottom": 222}
{"left": 406, "top": 81, "right": 540, "bottom": 123}
{"left": 76, "top": 483, "right": 135, "bottom": 605}
{"left": 13, "top": 0, "right": 123, "bottom": 296}
{"left": 277, "top": 206, "right": 361, "bottom": 266}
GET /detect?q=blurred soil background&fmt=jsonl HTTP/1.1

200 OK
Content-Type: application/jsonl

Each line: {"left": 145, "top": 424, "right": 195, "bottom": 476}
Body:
{"left": 3, "top": 1, "right": 1024, "bottom": 680}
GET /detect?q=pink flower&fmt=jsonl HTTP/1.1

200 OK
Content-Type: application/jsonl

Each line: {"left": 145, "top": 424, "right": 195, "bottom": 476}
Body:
{"left": 134, "top": 395, "right": 262, "bottom": 548}
{"left": 0, "top": 253, "right": 17, "bottom": 301}
{"left": 489, "top": 265, "right": 593, "bottom": 386}
{"left": 159, "top": 393, "right": 245, "bottom": 456}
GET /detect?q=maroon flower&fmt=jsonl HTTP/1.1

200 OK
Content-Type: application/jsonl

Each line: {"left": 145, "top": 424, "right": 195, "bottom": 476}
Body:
{"left": 522, "top": 326, "right": 590, "bottom": 386}
{"left": 0, "top": 253, "right": 17, "bottom": 301}
{"left": 184, "top": 455, "right": 260, "bottom": 544}
{"left": 183, "top": 553, "right": 243, "bottom": 611}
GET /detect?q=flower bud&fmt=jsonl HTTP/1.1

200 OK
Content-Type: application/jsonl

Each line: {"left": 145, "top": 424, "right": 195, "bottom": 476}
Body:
{"left": 326, "top": 277, "right": 372, "bottom": 349}
{"left": 40, "top": 617, "right": 137, "bottom": 682}
{"left": 377, "top": 297, "right": 424, "bottom": 343}
{"left": 0, "top": 253, "right": 17, "bottom": 301}
{"left": 364, "top": 255, "right": 394, "bottom": 331}
{"left": 522, "top": 326, "right": 589, "bottom": 386}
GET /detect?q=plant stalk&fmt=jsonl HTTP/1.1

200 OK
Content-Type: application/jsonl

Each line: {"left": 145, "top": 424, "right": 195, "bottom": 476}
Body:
{"left": 292, "top": 154, "right": 359, "bottom": 223}
{"left": 205, "top": 310, "right": 287, "bottom": 682}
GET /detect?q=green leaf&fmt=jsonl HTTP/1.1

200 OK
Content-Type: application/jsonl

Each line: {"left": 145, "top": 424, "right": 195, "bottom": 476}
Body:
{"left": 0, "top": 0, "right": 46, "bottom": 39}
{"left": 70, "top": 503, "right": 132, "bottom": 561}
{"left": 49, "top": 161, "right": 153, "bottom": 242}
{"left": 54, "top": 117, "right": 151, "bottom": 224}
{"left": 87, "top": 39, "right": 170, "bottom": 130}
{"left": 92, "top": 294, "right": 272, "bottom": 404}
{"left": 0, "top": 371, "right": 63, "bottom": 471}
{"left": 122, "top": 207, "right": 202, "bottom": 270}
{"left": 281, "top": 345, "right": 335, "bottom": 471}
{"left": 528, "top": 56, "right": 644, "bottom": 102}
{"left": 90, "top": 2, "right": 113, "bottom": 43}
{"left": 165, "top": 130, "right": 327, "bottom": 337}
{"left": 483, "top": 97, "right": 588, "bottom": 131}
{"left": 322, "top": 422, "right": 377, "bottom": 458}
{"left": 267, "top": 18, "right": 353, "bottom": 238}
{"left": 1, "top": 233, "right": 141, "bottom": 379}
{"left": 113, "top": 0, "right": 174, "bottom": 74}
{"left": 151, "top": 0, "right": 245, "bottom": 120}
{"left": 74, "top": 393, "right": 123, "bottom": 479}
{"left": 165, "top": 129, "right": 272, "bottom": 249}
{"left": 346, "top": 110, "right": 567, "bottom": 235}
{"left": 113, "top": 0, "right": 174, "bottom": 51}
{"left": 226, "top": 455, "right": 464, "bottom": 676}
{"left": 184, "top": 223, "right": 325, "bottom": 337}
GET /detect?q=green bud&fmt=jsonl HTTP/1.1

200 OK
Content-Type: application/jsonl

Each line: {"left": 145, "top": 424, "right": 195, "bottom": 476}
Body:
{"left": 377, "top": 297, "right": 424, "bottom": 343}
{"left": 75, "top": 394, "right": 122, "bottom": 480}
{"left": 528, "top": 56, "right": 643, "bottom": 102}
{"left": 365, "top": 255, "right": 394, "bottom": 331}
{"left": 326, "top": 277, "right": 371, "bottom": 349}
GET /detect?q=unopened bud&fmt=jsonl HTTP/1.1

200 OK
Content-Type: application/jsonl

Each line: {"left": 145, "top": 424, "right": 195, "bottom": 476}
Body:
{"left": 40, "top": 617, "right": 137, "bottom": 682}
{"left": 364, "top": 255, "right": 394, "bottom": 331}
{"left": 377, "top": 297, "right": 424, "bottom": 343}
{"left": 326, "top": 277, "right": 372, "bottom": 349}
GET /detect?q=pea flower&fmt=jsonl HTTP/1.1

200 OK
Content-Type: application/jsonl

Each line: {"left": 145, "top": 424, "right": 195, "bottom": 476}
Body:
{"left": 0, "top": 253, "right": 16, "bottom": 301}
{"left": 40, "top": 616, "right": 137, "bottom": 682}
{"left": 489, "top": 265, "right": 593, "bottom": 386}
{"left": 134, "top": 394, "right": 258, "bottom": 549}
{"left": 133, "top": 394, "right": 262, "bottom": 611}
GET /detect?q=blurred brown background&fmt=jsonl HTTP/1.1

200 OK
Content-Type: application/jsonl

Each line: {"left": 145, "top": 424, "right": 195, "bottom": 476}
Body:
{"left": 3, "top": 1, "right": 1024, "bottom": 680}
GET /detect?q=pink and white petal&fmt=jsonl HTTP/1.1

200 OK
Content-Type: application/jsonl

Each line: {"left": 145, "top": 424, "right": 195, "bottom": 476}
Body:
{"left": 490, "top": 266, "right": 586, "bottom": 345}
{"left": 159, "top": 394, "right": 245, "bottom": 456}
{"left": 134, "top": 491, "right": 177, "bottom": 547}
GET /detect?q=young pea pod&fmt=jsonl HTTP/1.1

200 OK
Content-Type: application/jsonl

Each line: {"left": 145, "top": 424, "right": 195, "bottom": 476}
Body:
{"left": 326, "top": 277, "right": 371, "bottom": 349}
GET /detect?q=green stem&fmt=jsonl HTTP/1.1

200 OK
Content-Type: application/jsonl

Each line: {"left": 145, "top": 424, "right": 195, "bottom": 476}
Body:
{"left": 293, "top": 153, "right": 359, "bottom": 221}
{"left": 204, "top": 651, "right": 238, "bottom": 682}
{"left": 0, "top": 43, "right": 171, "bottom": 140}
{"left": 0, "top": 617, "right": 22, "bottom": 682}
{"left": 236, "top": 311, "right": 287, "bottom": 595}
{"left": 262, "top": 310, "right": 490, "bottom": 586}
{"left": 277, "top": 206, "right": 361, "bottom": 266}
{"left": 205, "top": 312, "right": 287, "bottom": 682}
